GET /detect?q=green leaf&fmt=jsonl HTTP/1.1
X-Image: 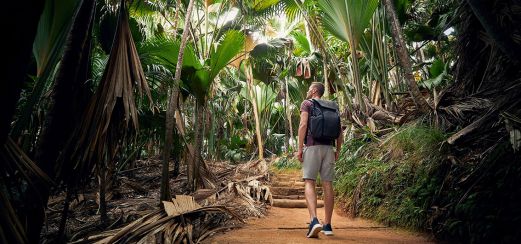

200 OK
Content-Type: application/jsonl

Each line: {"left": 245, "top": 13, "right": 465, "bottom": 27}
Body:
{"left": 209, "top": 30, "right": 245, "bottom": 81}
{"left": 429, "top": 59, "right": 445, "bottom": 77}
{"left": 251, "top": 0, "right": 281, "bottom": 11}
{"left": 317, "top": 0, "right": 380, "bottom": 44}
{"left": 33, "top": 0, "right": 80, "bottom": 76}
{"left": 291, "top": 31, "right": 311, "bottom": 56}
{"left": 140, "top": 38, "right": 201, "bottom": 70}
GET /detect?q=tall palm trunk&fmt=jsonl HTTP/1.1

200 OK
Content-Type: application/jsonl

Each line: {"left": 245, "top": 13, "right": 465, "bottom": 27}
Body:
{"left": 191, "top": 100, "right": 205, "bottom": 191}
{"left": 1, "top": 3, "right": 46, "bottom": 243}
{"left": 161, "top": 0, "right": 196, "bottom": 200}
{"left": 285, "top": 77, "right": 294, "bottom": 151}
{"left": 383, "top": 0, "right": 429, "bottom": 112}
{"left": 23, "top": 0, "right": 95, "bottom": 241}
{"left": 246, "top": 62, "right": 264, "bottom": 159}
{"left": 349, "top": 38, "right": 365, "bottom": 109}
{"left": 280, "top": 80, "right": 289, "bottom": 151}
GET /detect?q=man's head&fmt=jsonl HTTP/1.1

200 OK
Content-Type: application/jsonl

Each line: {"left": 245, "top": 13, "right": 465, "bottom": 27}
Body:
{"left": 306, "top": 82, "right": 325, "bottom": 99}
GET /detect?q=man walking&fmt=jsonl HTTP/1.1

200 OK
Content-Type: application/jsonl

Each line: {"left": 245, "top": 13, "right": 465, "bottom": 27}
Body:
{"left": 296, "top": 82, "right": 343, "bottom": 238}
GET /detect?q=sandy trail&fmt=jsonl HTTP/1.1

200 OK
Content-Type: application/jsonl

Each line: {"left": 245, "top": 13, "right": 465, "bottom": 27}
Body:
{"left": 207, "top": 205, "right": 434, "bottom": 243}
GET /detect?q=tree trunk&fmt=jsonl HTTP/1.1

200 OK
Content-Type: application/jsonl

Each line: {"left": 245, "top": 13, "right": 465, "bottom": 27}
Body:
{"left": 349, "top": 38, "right": 365, "bottom": 110}
{"left": 24, "top": 0, "right": 96, "bottom": 241}
{"left": 98, "top": 163, "right": 108, "bottom": 225}
{"left": 383, "top": 0, "right": 430, "bottom": 112}
{"left": 281, "top": 81, "right": 289, "bottom": 152}
{"left": 161, "top": 0, "right": 196, "bottom": 201}
{"left": 285, "top": 78, "right": 294, "bottom": 151}
{"left": 191, "top": 100, "right": 204, "bottom": 191}
{"left": 246, "top": 62, "right": 264, "bottom": 159}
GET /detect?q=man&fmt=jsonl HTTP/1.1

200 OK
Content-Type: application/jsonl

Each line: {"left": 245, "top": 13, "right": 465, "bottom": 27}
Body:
{"left": 296, "top": 82, "right": 343, "bottom": 238}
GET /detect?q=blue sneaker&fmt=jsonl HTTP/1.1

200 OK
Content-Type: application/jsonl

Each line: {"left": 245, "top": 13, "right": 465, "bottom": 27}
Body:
{"left": 306, "top": 217, "right": 322, "bottom": 238}
{"left": 321, "top": 223, "right": 334, "bottom": 236}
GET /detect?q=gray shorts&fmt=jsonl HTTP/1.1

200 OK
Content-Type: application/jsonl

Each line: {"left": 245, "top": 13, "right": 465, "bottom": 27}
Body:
{"left": 302, "top": 145, "right": 335, "bottom": 181}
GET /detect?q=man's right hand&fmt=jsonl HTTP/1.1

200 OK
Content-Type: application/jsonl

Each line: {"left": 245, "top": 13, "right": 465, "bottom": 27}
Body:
{"left": 296, "top": 149, "right": 304, "bottom": 163}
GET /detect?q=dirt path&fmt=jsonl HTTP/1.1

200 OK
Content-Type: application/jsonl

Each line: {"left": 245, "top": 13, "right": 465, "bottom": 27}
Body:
{"left": 207, "top": 170, "right": 434, "bottom": 243}
{"left": 207, "top": 207, "right": 433, "bottom": 243}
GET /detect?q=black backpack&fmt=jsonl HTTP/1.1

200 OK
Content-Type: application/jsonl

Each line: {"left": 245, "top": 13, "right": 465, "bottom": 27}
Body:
{"left": 307, "top": 99, "right": 341, "bottom": 143}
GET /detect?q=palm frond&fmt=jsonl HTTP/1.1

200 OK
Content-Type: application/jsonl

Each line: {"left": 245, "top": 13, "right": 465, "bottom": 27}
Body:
{"left": 60, "top": 2, "right": 151, "bottom": 187}
{"left": 79, "top": 195, "right": 239, "bottom": 244}
{"left": 0, "top": 137, "right": 53, "bottom": 244}
{"left": 209, "top": 30, "right": 246, "bottom": 81}
{"left": 139, "top": 37, "right": 201, "bottom": 71}
{"left": 318, "top": 0, "right": 379, "bottom": 43}
{"left": 291, "top": 31, "right": 311, "bottom": 56}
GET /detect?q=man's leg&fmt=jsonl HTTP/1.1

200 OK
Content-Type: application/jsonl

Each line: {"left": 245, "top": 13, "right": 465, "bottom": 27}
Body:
{"left": 303, "top": 146, "right": 322, "bottom": 238}
{"left": 319, "top": 146, "right": 335, "bottom": 236}
{"left": 322, "top": 180, "right": 334, "bottom": 225}
{"left": 304, "top": 179, "right": 317, "bottom": 219}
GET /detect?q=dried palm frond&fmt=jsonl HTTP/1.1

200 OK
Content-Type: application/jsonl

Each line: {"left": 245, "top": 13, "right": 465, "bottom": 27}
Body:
{"left": 0, "top": 137, "right": 53, "bottom": 244}
{"left": 246, "top": 179, "right": 273, "bottom": 205}
{"left": 72, "top": 195, "right": 238, "bottom": 244}
{"left": 59, "top": 0, "right": 151, "bottom": 188}
{"left": 226, "top": 182, "right": 263, "bottom": 217}
{"left": 437, "top": 97, "right": 492, "bottom": 127}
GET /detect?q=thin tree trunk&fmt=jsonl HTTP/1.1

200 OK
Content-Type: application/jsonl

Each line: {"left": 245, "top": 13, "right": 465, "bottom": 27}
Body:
{"left": 323, "top": 63, "right": 329, "bottom": 98}
{"left": 172, "top": 0, "right": 182, "bottom": 38}
{"left": 57, "top": 188, "right": 73, "bottom": 240}
{"left": 161, "top": 0, "right": 196, "bottom": 201}
{"left": 246, "top": 62, "right": 264, "bottom": 159}
{"left": 285, "top": 78, "right": 294, "bottom": 151}
{"left": 281, "top": 81, "right": 289, "bottom": 151}
{"left": 192, "top": 100, "right": 204, "bottom": 191}
{"left": 349, "top": 38, "right": 365, "bottom": 110}
{"left": 98, "top": 163, "right": 108, "bottom": 225}
{"left": 383, "top": 0, "right": 430, "bottom": 112}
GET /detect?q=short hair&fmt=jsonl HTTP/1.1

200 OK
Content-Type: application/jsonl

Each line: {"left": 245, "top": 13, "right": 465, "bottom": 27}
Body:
{"left": 311, "top": 82, "right": 325, "bottom": 97}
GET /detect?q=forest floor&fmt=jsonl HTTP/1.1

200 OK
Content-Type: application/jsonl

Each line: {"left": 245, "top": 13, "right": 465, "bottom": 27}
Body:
{"left": 207, "top": 170, "right": 435, "bottom": 244}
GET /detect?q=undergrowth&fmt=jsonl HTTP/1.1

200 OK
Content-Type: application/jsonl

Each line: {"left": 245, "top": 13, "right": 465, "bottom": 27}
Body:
{"left": 335, "top": 123, "right": 447, "bottom": 230}
{"left": 271, "top": 155, "right": 301, "bottom": 173}
{"left": 335, "top": 122, "right": 521, "bottom": 243}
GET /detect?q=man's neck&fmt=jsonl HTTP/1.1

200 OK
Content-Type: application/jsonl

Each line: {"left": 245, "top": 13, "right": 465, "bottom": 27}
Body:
{"left": 311, "top": 95, "right": 321, "bottom": 100}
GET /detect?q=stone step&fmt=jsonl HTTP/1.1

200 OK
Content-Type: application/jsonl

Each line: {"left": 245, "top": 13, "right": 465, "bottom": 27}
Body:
{"left": 272, "top": 194, "right": 323, "bottom": 200}
{"left": 272, "top": 199, "right": 324, "bottom": 208}
{"left": 272, "top": 194, "right": 304, "bottom": 200}
{"left": 272, "top": 176, "right": 302, "bottom": 182}
{"left": 271, "top": 181, "right": 306, "bottom": 187}
{"left": 271, "top": 187, "right": 323, "bottom": 196}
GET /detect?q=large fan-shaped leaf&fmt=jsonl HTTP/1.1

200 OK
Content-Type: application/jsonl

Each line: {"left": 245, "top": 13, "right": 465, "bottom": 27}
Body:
{"left": 139, "top": 37, "right": 201, "bottom": 71}
{"left": 209, "top": 30, "right": 245, "bottom": 81}
{"left": 318, "top": 0, "right": 379, "bottom": 43}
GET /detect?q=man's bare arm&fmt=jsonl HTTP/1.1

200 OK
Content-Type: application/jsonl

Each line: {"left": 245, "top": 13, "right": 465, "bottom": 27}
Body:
{"left": 297, "top": 111, "right": 309, "bottom": 162}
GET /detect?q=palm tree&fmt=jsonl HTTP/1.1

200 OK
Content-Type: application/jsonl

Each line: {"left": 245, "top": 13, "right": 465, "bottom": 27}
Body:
{"left": 29, "top": 0, "right": 96, "bottom": 239}
{"left": 317, "top": 0, "right": 380, "bottom": 111}
{"left": 184, "top": 29, "right": 246, "bottom": 189}
{"left": 382, "top": 0, "right": 430, "bottom": 112}
{"left": 1, "top": 3, "right": 47, "bottom": 244}
{"left": 162, "top": 0, "right": 195, "bottom": 196}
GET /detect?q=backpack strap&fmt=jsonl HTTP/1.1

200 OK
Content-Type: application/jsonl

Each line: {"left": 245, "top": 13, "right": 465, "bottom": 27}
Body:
{"left": 304, "top": 99, "right": 315, "bottom": 145}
